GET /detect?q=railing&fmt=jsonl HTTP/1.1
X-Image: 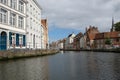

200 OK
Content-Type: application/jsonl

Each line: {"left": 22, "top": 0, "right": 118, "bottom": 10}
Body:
{"left": 0, "top": 40, "right": 49, "bottom": 50}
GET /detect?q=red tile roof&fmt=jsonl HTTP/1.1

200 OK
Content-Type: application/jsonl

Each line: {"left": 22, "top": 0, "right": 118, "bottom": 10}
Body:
{"left": 95, "top": 31, "right": 120, "bottom": 40}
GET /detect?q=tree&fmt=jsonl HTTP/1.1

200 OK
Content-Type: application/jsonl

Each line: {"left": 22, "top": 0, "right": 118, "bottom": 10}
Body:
{"left": 114, "top": 22, "right": 120, "bottom": 31}
{"left": 105, "top": 38, "right": 111, "bottom": 45}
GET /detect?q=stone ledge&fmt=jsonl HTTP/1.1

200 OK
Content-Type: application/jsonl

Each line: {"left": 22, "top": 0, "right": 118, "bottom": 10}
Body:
{"left": 62, "top": 49, "right": 120, "bottom": 53}
{"left": 0, "top": 49, "right": 59, "bottom": 60}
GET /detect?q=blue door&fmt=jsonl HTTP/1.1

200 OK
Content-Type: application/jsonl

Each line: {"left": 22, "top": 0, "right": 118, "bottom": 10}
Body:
{"left": 0, "top": 32, "right": 7, "bottom": 50}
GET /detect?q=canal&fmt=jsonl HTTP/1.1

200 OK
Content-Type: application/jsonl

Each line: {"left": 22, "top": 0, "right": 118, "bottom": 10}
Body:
{"left": 0, "top": 51, "right": 120, "bottom": 80}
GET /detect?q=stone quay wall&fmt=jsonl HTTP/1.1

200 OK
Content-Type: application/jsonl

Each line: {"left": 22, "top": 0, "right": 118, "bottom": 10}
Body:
{"left": 62, "top": 48, "right": 120, "bottom": 53}
{"left": 0, "top": 49, "right": 59, "bottom": 60}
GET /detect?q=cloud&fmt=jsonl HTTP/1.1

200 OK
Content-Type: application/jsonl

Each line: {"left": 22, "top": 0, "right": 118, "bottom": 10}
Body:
{"left": 37, "top": 0, "right": 120, "bottom": 33}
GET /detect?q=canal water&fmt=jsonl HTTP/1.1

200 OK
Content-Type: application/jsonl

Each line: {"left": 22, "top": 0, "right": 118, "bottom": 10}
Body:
{"left": 0, "top": 51, "right": 120, "bottom": 80}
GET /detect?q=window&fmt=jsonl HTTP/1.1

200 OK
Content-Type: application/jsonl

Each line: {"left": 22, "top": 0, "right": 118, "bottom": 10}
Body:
{"left": 19, "top": 35, "right": 23, "bottom": 45}
{"left": 19, "top": 0, "right": 24, "bottom": 13}
{"left": 12, "top": 34, "right": 16, "bottom": 45}
{"left": 0, "top": 8, "right": 7, "bottom": 23}
{"left": 10, "top": 12, "right": 16, "bottom": 27}
{"left": 30, "top": 18, "right": 32, "bottom": 29}
{"left": 0, "top": 0, "right": 7, "bottom": 5}
{"left": 10, "top": 0, "right": 16, "bottom": 9}
{"left": 118, "top": 34, "right": 120, "bottom": 37}
{"left": 18, "top": 16, "right": 24, "bottom": 29}
{"left": 116, "top": 38, "right": 119, "bottom": 42}
{"left": 30, "top": 5, "right": 32, "bottom": 14}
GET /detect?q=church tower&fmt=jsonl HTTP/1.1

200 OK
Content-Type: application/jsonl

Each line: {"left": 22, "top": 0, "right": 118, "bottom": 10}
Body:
{"left": 111, "top": 17, "right": 115, "bottom": 32}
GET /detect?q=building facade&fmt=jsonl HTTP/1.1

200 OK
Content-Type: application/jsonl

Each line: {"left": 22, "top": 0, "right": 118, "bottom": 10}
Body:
{"left": 0, "top": 0, "right": 27, "bottom": 50}
{"left": 26, "top": 0, "right": 42, "bottom": 49}
{"left": 86, "top": 26, "right": 99, "bottom": 49}
{"left": 94, "top": 31, "right": 120, "bottom": 49}
{"left": 65, "top": 33, "right": 75, "bottom": 49}
{"left": 79, "top": 34, "right": 87, "bottom": 49}
{"left": 41, "top": 19, "right": 48, "bottom": 49}
{"left": 73, "top": 32, "right": 83, "bottom": 50}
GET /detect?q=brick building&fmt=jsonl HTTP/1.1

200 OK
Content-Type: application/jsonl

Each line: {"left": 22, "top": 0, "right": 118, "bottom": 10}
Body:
{"left": 94, "top": 31, "right": 120, "bottom": 49}
{"left": 41, "top": 19, "right": 48, "bottom": 49}
{"left": 73, "top": 32, "right": 83, "bottom": 50}
{"left": 85, "top": 26, "right": 99, "bottom": 49}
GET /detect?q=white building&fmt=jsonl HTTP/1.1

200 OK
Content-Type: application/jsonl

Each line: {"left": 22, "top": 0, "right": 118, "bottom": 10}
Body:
{"left": 0, "top": 0, "right": 27, "bottom": 50}
{"left": 41, "top": 25, "right": 44, "bottom": 49}
{"left": 26, "top": 0, "right": 42, "bottom": 49}
{"left": 80, "top": 35, "right": 87, "bottom": 49}
{"left": 58, "top": 42, "right": 64, "bottom": 49}
{"left": 65, "top": 33, "right": 75, "bottom": 49}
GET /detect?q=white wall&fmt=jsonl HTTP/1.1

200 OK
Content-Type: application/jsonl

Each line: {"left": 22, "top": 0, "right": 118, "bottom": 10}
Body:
{"left": 26, "top": 0, "right": 42, "bottom": 49}
{"left": 80, "top": 35, "right": 86, "bottom": 49}
{"left": 0, "top": 0, "right": 27, "bottom": 50}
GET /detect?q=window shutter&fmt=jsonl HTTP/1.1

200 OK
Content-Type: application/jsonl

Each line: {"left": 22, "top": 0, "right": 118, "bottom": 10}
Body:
{"left": 23, "top": 35, "right": 26, "bottom": 46}
{"left": 16, "top": 34, "right": 19, "bottom": 46}
{"left": 0, "top": 35, "right": 1, "bottom": 50}
{"left": 9, "top": 32, "right": 12, "bottom": 45}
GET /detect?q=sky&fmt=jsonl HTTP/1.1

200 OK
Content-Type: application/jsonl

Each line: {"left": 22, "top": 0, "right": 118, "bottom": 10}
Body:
{"left": 37, "top": 0, "right": 120, "bottom": 42}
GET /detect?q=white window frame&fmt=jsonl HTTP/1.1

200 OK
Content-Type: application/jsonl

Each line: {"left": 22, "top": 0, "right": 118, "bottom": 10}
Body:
{"left": 30, "top": 18, "right": 32, "bottom": 29}
{"left": 0, "top": 8, "right": 7, "bottom": 24}
{"left": 0, "top": 0, "right": 7, "bottom": 5}
{"left": 19, "top": 0, "right": 24, "bottom": 13}
{"left": 10, "top": 0, "right": 16, "bottom": 9}
{"left": 10, "top": 12, "right": 16, "bottom": 27}
{"left": 18, "top": 16, "right": 24, "bottom": 29}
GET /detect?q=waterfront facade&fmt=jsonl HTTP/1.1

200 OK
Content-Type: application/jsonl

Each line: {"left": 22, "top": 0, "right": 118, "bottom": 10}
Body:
{"left": 65, "top": 33, "right": 75, "bottom": 49}
{"left": 73, "top": 32, "right": 83, "bottom": 50}
{"left": 57, "top": 40, "right": 64, "bottom": 50}
{"left": 94, "top": 31, "right": 120, "bottom": 49}
{"left": 80, "top": 35, "right": 87, "bottom": 49}
{"left": 86, "top": 26, "right": 99, "bottom": 49}
{"left": 26, "top": 0, "right": 42, "bottom": 49}
{"left": 0, "top": 0, "right": 27, "bottom": 50}
{"left": 41, "top": 19, "right": 48, "bottom": 49}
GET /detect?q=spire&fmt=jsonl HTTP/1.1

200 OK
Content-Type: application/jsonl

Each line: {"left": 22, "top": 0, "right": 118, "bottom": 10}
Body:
{"left": 111, "top": 17, "right": 115, "bottom": 32}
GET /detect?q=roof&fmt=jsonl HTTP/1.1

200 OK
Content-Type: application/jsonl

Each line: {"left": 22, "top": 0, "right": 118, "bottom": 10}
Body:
{"left": 94, "top": 31, "right": 120, "bottom": 40}
{"left": 68, "top": 33, "right": 75, "bottom": 38}
{"left": 95, "top": 33, "right": 104, "bottom": 39}
{"left": 74, "top": 32, "right": 83, "bottom": 39}
{"left": 33, "top": 0, "right": 42, "bottom": 10}
{"left": 68, "top": 34, "right": 72, "bottom": 38}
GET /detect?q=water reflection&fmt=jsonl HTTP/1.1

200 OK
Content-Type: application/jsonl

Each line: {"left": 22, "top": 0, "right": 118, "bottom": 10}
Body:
{"left": 113, "top": 54, "right": 120, "bottom": 79}
{"left": 0, "top": 57, "right": 48, "bottom": 80}
{"left": 0, "top": 51, "right": 120, "bottom": 80}
{"left": 48, "top": 51, "right": 120, "bottom": 80}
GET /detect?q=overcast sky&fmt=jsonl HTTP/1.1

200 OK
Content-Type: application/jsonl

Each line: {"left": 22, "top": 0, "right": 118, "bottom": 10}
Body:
{"left": 37, "top": 0, "right": 120, "bottom": 41}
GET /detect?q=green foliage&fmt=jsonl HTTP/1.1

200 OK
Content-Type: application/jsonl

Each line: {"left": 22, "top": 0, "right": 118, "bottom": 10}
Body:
{"left": 114, "top": 22, "right": 120, "bottom": 31}
{"left": 105, "top": 38, "right": 111, "bottom": 45}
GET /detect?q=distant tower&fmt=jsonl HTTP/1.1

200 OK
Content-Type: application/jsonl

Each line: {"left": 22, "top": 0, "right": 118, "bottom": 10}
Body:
{"left": 111, "top": 17, "right": 115, "bottom": 32}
